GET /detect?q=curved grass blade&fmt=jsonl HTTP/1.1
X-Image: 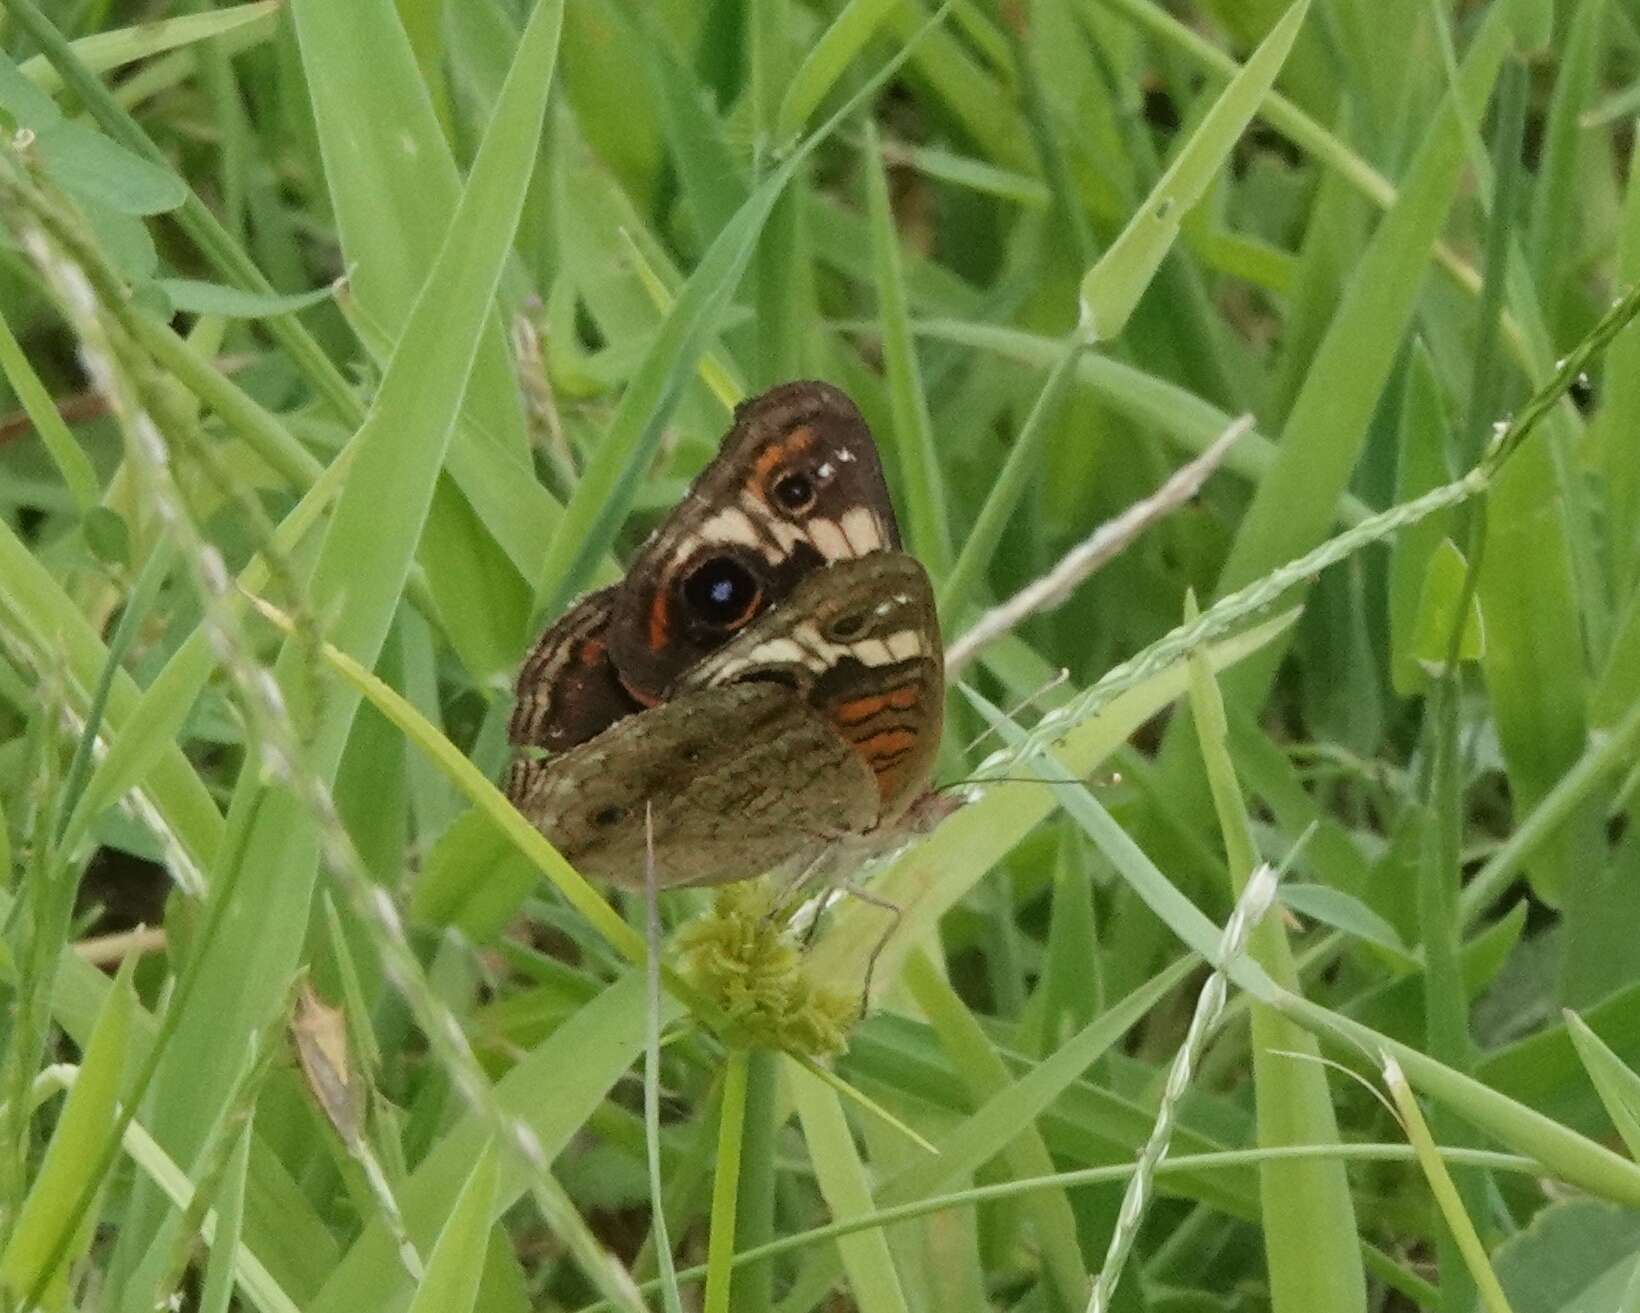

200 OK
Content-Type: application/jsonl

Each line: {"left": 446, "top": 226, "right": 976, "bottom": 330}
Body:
{"left": 532, "top": 2, "right": 957, "bottom": 617}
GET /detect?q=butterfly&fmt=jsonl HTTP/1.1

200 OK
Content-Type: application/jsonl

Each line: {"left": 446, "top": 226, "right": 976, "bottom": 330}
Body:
{"left": 506, "top": 380, "right": 945, "bottom": 889}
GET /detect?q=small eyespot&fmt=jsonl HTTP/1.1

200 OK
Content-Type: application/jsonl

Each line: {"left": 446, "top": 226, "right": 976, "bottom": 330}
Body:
{"left": 773, "top": 470, "right": 816, "bottom": 513}
{"left": 681, "top": 555, "right": 761, "bottom": 630}
{"left": 591, "top": 804, "right": 627, "bottom": 828}
{"left": 827, "top": 611, "right": 868, "bottom": 642}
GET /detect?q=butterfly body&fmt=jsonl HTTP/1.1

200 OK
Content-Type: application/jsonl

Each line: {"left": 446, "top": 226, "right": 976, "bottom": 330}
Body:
{"left": 507, "top": 382, "right": 946, "bottom": 889}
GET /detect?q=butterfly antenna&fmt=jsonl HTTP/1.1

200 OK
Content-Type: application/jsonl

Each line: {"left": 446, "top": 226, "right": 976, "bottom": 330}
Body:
{"left": 959, "top": 667, "right": 1071, "bottom": 755}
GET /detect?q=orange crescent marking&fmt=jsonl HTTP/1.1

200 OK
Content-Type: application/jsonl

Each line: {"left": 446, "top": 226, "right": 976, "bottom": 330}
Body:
{"left": 750, "top": 425, "right": 815, "bottom": 497}
{"left": 646, "top": 588, "right": 671, "bottom": 653}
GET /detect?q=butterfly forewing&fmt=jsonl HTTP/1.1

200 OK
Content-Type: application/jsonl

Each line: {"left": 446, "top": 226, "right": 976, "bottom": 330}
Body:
{"left": 608, "top": 381, "right": 903, "bottom": 701}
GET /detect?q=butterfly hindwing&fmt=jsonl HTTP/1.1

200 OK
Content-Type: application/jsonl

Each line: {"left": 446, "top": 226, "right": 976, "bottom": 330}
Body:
{"left": 508, "top": 682, "right": 879, "bottom": 889}
{"left": 683, "top": 553, "right": 944, "bottom": 826}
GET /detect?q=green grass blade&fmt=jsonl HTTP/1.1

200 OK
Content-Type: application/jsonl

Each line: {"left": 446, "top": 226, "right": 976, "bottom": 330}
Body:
{"left": 702, "top": 1049, "right": 749, "bottom": 1313}
{"left": 1, "top": 0, "right": 360, "bottom": 418}
{"left": 310, "top": 974, "right": 675, "bottom": 1311}
{"left": 532, "top": 2, "right": 954, "bottom": 615}
{"left": 776, "top": 0, "right": 905, "bottom": 144}
{"left": 1174, "top": 0, "right": 1518, "bottom": 727}
{"left": 116, "top": 0, "right": 564, "bottom": 1273}
{"left": 1186, "top": 606, "right": 1367, "bottom": 1313}
{"left": 1077, "top": 0, "right": 1309, "bottom": 341}
{"left": 1383, "top": 1058, "right": 1517, "bottom": 1313}
{"left": 809, "top": 608, "right": 1299, "bottom": 996}
{"left": 0, "top": 300, "right": 99, "bottom": 512}
{"left": 862, "top": 119, "right": 953, "bottom": 575}
{"left": 1564, "top": 1010, "right": 1640, "bottom": 1163}
{"left": 16, "top": 3, "right": 277, "bottom": 94}
{"left": 0, "top": 957, "right": 133, "bottom": 1305}
{"left": 789, "top": 1057, "right": 913, "bottom": 1313}
{"left": 405, "top": 1146, "right": 498, "bottom": 1313}
{"left": 197, "top": 1116, "right": 254, "bottom": 1313}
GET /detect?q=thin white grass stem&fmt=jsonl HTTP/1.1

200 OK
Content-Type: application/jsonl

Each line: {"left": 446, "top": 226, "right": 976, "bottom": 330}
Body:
{"left": 571, "top": 1139, "right": 1538, "bottom": 1313}
{"left": 644, "top": 804, "right": 687, "bottom": 1313}
{"left": 946, "top": 416, "right": 1252, "bottom": 677}
{"left": 1085, "top": 862, "right": 1280, "bottom": 1313}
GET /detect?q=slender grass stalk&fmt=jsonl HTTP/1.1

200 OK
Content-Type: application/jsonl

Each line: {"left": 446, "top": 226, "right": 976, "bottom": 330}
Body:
{"left": 703, "top": 1049, "right": 751, "bottom": 1313}
{"left": 1085, "top": 863, "right": 1280, "bottom": 1313}
{"left": 1383, "top": 1058, "right": 1516, "bottom": 1313}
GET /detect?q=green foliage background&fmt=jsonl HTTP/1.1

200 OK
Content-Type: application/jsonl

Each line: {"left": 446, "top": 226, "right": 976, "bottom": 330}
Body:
{"left": 2, "top": 0, "right": 1640, "bottom": 1310}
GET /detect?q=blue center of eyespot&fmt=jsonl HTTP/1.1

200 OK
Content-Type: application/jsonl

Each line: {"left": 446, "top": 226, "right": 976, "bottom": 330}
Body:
{"left": 683, "top": 555, "right": 760, "bottom": 627}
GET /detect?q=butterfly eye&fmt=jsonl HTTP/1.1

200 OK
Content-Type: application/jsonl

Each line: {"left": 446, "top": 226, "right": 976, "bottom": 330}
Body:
{"left": 590, "top": 804, "right": 627, "bottom": 828}
{"left": 772, "top": 470, "right": 816, "bottom": 514}
{"left": 681, "top": 555, "right": 762, "bottom": 630}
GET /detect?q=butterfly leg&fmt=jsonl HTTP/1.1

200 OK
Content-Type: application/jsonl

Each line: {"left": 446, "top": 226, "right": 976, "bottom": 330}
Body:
{"left": 835, "top": 879, "right": 903, "bottom": 1019}
{"left": 764, "top": 848, "right": 837, "bottom": 933}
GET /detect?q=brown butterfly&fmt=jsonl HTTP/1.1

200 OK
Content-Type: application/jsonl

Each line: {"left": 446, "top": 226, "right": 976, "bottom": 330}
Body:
{"left": 506, "top": 381, "right": 945, "bottom": 888}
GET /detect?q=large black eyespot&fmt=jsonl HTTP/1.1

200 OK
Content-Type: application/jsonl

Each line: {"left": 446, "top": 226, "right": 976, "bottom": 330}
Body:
{"left": 591, "top": 804, "right": 627, "bottom": 828}
{"left": 681, "top": 555, "right": 761, "bottom": 629}
{"left": 772, "top": 470, "right": 816, "bottom": 514}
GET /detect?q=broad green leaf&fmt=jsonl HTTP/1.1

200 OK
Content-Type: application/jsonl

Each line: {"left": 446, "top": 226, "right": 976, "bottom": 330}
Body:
{"left": 0, "top": 48, "right": 64, "bottom": 123}
{"left": 33, "top": 119, "right": 186, "bottom": 215}
{"left": 1491, "top": 1198, "right": 1640, "bottom": 1313}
